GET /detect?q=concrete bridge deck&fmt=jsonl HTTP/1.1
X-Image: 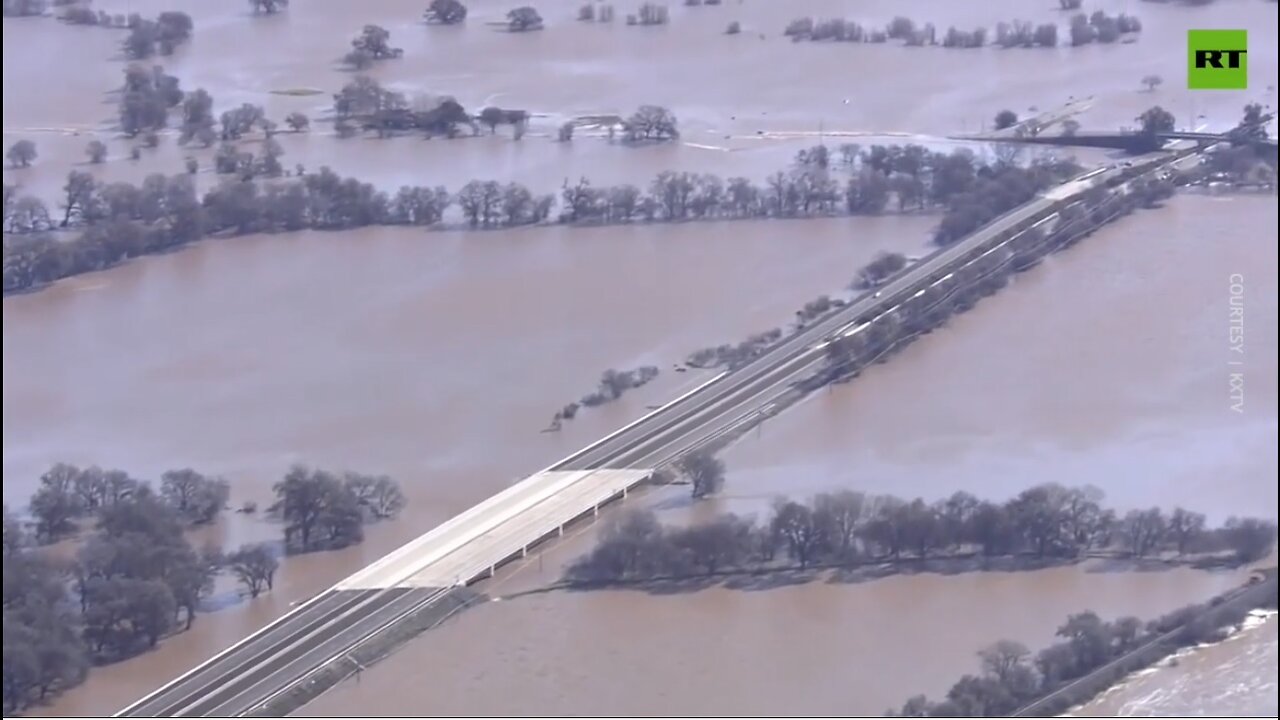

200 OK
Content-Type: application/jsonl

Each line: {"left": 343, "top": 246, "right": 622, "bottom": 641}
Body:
{"left": 343, "top": 468, "right": 653, "bottom": 590}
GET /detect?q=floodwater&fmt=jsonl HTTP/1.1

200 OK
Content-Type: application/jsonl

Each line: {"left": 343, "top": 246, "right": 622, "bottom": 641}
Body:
{"left": 303, "top": 193, "right": 1277, "bottom": 717}
{"left": 5, "top": 0, "right": 1276, "bottom": 200}
{"left": 4, "top": 0, "right": 1277, "bottom": 716}
{"left": 4, "top": 216, "right": 934, "bottom": 716}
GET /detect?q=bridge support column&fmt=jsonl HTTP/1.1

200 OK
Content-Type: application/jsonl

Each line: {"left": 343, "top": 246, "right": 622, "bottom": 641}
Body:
{"left": 521, "top": 546, "right": 527, "bottom": 558}
{"left": 489, "top": 565, "right": 495, "bottom": 578}
{"left": 557, "top": 524, "right": 564, "bottom": 537}
{"left": 622, "top": 486, "right": 628, "bottom": 498}
{"left": 593, "top": 504, "right": 599, "bottom": 517}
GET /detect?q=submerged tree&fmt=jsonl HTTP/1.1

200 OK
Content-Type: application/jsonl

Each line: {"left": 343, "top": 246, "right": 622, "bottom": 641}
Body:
{"left": 249, "top": 0, "right": 288, "bottom": 13}
{"left": 993, "top": 109, "right": 1019, "bottom": 131}
{"left": 623, "top": 105, "right": 679, "bottom": 142}
{"left": 506, "top": 6, "right": 543, "bottom": 31}
{"left": 226, "top": 543, "right": 279, "bottom": 598}
{"left": 1137, "top": 106, "right": 1175, "bottom": 135}
{"left": 86, "top": 140, "right": 109, "bottom": 164}
{"left": 7, "top": 139, "right": 37, "bottom": 168}
{"left": 679, "top": 451, "right": 726, "bottom": 499}
{"left": 424, "top": 0, "right": 467, "bottom": 24}
{"left": 345, "top": 24, "right": 402, "bottom": 69}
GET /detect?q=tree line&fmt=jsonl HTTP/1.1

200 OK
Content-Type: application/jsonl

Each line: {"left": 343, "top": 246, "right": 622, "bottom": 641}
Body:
{"left": 685, "top": 159, "right": 1184, "bottom": 391}
{"left": 566, "top": 479, "right": 1277, "bottom": 583}
{"left": 890, "top": 578, "right": 1279, "bottom": 717}
{"left": 331, "top": 75, "right": 678, "bottom": 143}
{"left": 3, "top": 0, "right": 49, "bottom": 16}
{"left": 3, "top": 140, "right": 1081, "bottom": 293}
{"left": 3, "top": 462, "right": 405, "bottom": 713}
{"left": 56, "top": 6, "right": 194, "bottom": 59}
{"left": 551, "top": 365, "right": 661, "bottom": 429}
{"left": 783, "top": 10, "right": 1139, "bottom": 49}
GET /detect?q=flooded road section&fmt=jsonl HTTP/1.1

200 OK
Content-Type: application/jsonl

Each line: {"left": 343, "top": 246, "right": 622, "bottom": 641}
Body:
{"left": 304, "top": 196, "right": 1276, "bottom": 716}
{"left": 4, "top": 217, "right": 930, "bottom": 716}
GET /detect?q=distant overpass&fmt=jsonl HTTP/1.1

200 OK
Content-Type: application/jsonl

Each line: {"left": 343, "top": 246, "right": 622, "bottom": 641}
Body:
{"left": 958, "top": 120, "right": 1276, "bottom": 156}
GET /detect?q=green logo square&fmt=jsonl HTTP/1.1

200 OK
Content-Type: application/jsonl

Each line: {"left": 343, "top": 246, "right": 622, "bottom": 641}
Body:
{"left": 1188, "top": 30, "right": 1248, "bottom": 89}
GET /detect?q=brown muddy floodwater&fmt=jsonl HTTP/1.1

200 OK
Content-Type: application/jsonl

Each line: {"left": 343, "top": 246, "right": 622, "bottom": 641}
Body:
{"left": 303, "top": 194, "right": 1277, "bottom": 717}
{"left": 4, "top": 216, "right": 933, "bottom": 716}
{"left": 5, "top": 0, "right": 1276, "bottom": 201}
{"left": 3, "top": 0, "right": 1277, "bottom": 715}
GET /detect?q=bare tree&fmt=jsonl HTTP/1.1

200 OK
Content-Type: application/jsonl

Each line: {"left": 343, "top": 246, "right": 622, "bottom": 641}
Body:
{"left": 677, "top": 451, "right": 725, "bottom": 499}
{"left": 7, "top": 139, "right": 37, "bottom": 168}
{"left": 993, "top": 110, "right": 1019, "bottom": 131}
{"left": 249, "top": 0, "right": 288, "bottom": 13}
{"left": 1141, "top": 74, "right": 1163, "bottom": 92}
{"left": 506, "top": 6, "right": 543, "bottom": 31}
{"left": 226, "top": 543, "right": 278, "bottom": 598}
{"left": 624, "top": 105, "right": 678, "bottom": 142}
{"left": 978, "top": 640, "right": 1030, "bottom": 682}
{"left": 424, "top": 0, "right": 467, "bottom": 24}
{"left": 85, "top": 140, "right": 108, "bottom": 164}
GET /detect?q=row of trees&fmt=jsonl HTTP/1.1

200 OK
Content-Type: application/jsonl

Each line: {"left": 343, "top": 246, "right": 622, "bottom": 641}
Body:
{"left": 3, "top": 461, "right": 406, "bottom": 712}
{"left": 892, "top": 585, "right": 1279, "bottom": 717}
{"left": 329, "top": 75, "right": 678, "bottom": 144}
{"left": 26, "top": 462, "right": 229, "bottom": 543}
{"left": 57, "top": 4, "right": 197, "bottom": 60}
{"left": 3, "top": 0, "right": 49, "bottom": 16}
{"left": 20, "top": 461, "right": 406, "bottom": 551}
{"left": 567, "top": 483, "right": 1277, "bottom": 583}
{"left": 123, "top": 11, "right": 194, "bottom": 59}
{"left": 551, "top": 365, "right": 661, "bottom": 428}
{"left": 686, "top": 148, "right": 1181, "bottom": 384}
{"left": 2, "top": 141, "right": 1079, "bottom": 292}
{"left": 783, "top": 11, "right": 1138, "bottom": 49}
{"left": 1067, "top": 10, "right": 1141, "bottom": 47}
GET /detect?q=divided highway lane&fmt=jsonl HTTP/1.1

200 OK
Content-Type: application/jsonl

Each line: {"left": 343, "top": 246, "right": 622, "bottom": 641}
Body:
{"left": 555, "top": 182, "right": 1094, "bottom": 473}
{"left": 565, "top": 159, "right": 1186, "bottom": 474}
{"left": 121, "top": 587, "right": 445, "bottom": 717}
{"left": 197, "top": 588, "right": 443, "bottom": 717}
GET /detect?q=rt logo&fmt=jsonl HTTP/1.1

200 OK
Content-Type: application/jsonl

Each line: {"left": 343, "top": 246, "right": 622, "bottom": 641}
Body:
{"left": 1188, "top": 30, "right": 1247, "bottom": 89}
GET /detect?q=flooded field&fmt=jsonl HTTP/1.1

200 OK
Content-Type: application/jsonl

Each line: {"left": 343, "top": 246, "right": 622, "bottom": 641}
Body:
{"left": 4, "top": 0, "right": 1277, "bottom": 716}
{"left": 301, "top": 195, "right": 1276, "bottom": 717}
{"left": 4, "top": 216, "right": 934, "bottom": 715}
{"left": 5, "top": 0, "right": 1276, "bottom": 201}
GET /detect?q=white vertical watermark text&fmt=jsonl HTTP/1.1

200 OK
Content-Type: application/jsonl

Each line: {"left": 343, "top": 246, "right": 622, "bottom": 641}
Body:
{"left": 1228, "top": 274, "right": 1245, "bottom": 413}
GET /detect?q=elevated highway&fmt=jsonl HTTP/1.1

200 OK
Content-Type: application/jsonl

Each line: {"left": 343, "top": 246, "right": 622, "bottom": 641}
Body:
{"left": 115, "top": 149, "right": 1198, "bottom": 718}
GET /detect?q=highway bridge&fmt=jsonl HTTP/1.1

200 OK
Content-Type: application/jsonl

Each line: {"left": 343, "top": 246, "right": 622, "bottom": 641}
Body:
{"left": 114, "top": 149, "right": 1200, "bottom": 718}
